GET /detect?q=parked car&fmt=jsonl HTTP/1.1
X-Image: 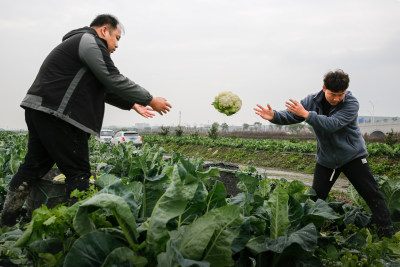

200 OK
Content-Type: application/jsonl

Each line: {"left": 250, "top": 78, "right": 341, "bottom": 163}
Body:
{"left": 95, "top": 129, "right": 114, "bottom": 143}
{"left": 111, "top": 131, "right": 143, "bottom": 147}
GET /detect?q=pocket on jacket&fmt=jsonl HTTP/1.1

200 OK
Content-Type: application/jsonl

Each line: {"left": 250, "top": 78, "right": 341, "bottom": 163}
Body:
{"left": 346, "top": 136, "right": 356, "bottom": 149}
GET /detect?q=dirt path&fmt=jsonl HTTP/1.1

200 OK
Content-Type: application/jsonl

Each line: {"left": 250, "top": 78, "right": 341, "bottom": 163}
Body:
{"left": 171, "top": 155, "right": 350, "bottom": 192}
{"left": 242, "top": 165, "right": 349, "bottom": 192}
{"left": 203, "top": 160, "right": 349, "bottom": 192}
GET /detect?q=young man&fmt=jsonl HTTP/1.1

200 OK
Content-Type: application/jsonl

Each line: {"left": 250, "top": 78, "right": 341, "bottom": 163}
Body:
{"left": 254, "top": 70, "right": 394, "bottom": 238}
{"left": 1, "top": 14, "right": 172, "bottom": 226}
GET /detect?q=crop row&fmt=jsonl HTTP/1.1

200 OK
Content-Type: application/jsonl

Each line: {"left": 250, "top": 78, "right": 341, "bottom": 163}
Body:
{"left": 143, "top": 134, "right": 400, "bottom": 158}
{"left": 0, "top": 132, "right": 399, "bottom": 266}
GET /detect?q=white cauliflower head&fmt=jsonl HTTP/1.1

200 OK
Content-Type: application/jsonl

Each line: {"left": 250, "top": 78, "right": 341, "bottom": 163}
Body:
{"left": 212, "top": 91, "right": 242, "bottom": 116}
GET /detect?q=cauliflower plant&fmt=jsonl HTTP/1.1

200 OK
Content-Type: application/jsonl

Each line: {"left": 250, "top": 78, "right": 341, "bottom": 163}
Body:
{"left": 212, "top": 91, "right": 242, "bottom": 116}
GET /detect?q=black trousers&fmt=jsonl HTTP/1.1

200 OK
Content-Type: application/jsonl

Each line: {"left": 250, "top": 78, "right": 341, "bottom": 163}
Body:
{"left": 311, "top": 156, "right": 393, "bottom": 228}
{"left": 9, "top": 109, "right": 91, "bottom": 196}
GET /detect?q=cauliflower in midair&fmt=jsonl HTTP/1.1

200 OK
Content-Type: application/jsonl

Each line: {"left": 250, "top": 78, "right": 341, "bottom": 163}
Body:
{"left": 212, "top": 91, "right": 242, "bottom": 116}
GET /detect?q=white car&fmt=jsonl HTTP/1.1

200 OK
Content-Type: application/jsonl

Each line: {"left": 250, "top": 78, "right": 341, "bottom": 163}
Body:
{"left": 112, "top": 131, "right": 143, "bottom": 147}
{"left": 96, "top": 129, "right": 114, "bottom": 143}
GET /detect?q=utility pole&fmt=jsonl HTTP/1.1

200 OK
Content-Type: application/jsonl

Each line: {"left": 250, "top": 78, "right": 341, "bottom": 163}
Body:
{"left": 369, "top": 101, "right": 375, "bottom": 124}
{"left": 179, "top": 111, "right": 181, "bottom": 126}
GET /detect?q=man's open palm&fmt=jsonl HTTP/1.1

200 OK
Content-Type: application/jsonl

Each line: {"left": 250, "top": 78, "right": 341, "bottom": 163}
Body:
{"left": 254, "top": 104, "right": 274, "bottom": 120}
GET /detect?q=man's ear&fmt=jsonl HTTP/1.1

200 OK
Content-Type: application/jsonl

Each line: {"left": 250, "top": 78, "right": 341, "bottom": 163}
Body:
{"left": 100, "top": 26, "right": 108, "bottom": 37}
{"left": 322, "top": 85, "right": 326, "bottom": 92}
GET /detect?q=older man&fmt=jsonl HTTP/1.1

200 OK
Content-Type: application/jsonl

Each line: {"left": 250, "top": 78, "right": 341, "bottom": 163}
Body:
{"left": 1, "top": 14, "right": 171, "bottom": 226}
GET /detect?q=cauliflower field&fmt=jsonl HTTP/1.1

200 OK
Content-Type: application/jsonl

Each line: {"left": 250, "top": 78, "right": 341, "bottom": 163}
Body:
{"left": 0, "top": 131, "right": 400, "bottom": 266}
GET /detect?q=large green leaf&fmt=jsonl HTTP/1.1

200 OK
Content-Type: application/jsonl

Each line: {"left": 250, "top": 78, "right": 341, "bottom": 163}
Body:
{"left": 99, "top": 179, "right": 143, "bottom": 217}
{"left": 231, "top": 216, "right": 265, "bottom": 254}
{"left": 28, "top": 238, "right": 63, "bottom": 257}
{"left": 205, "top": 180, "right": 227, "bottom": 212}
{"left": 95, "top": 174, "right": 119, "bottom": 188}
{"left": 287, "top": 180, "right": 308, "bottom": 202}
{"left": 347, "top": 184, "right": 369, "bottom": 211}
{"left": 236, "top": 173, "right": 259, "bottom": 195}
{"left": 102, "top": 247, "right": 147, "bottom": 267}
{"left": 302, "top": 199, "right": 339, "bottom": 227}
{"left": 157, "top": 240, "right": 210, "bottom": 267}
{"left": 146, "top": 164, "right": 199, "bottom": 253}
{"left": 73, "top": 193, "right": 138, "bottom": 247}
{"left": 288, "top": 196, "right": 304, "bottom": 230}
{"left": 9, "top": 153, "right": 21, "bottom": 174}
{"left": 196, "top": 167, "right": 220, "bottom": 182}
{"left": 142, "top": 172, "right": 167, "bottom": 217}
{"left": 64, "top": 231, "right": 124, "bottom": 267}
{"left": 267, "top": 186, "right": 290, "bottom": 239}
{"left": 258, "top": 179, "right": 271, "bottom": 198}
{"left": 99, "top": 179, "right": 141, "bottom": 218}
{"left": 174, "top": 214, "right": 216, "bottom": 260}
{"left": 202, "top": 205, "right": 242, "bottom": 267}
{"left": 343, "top": 206, "right": 371, "bottom": 228}
{"left": 180, "top": 181, "right": 208, "bottom": 223}
{"left": 380, "top": 177, "right": 400, "bottom": 218}
{"left": 246, "top": 223, "right": 318, "bottom": 254}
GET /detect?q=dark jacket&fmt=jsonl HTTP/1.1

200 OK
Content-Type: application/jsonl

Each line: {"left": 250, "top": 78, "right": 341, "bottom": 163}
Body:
{"left": 21, "top": 27, "right": 153, "bottom": 136}
{"left": 270, "top": 90, "right": 367, "bottom": 169}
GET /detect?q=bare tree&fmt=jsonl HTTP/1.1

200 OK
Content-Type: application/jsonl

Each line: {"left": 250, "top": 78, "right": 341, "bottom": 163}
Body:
{"left": 221, "top": 122, "right": 229, "bottom": 132}
{"left": 254, "top": 122, "right": 262, "bottom": 131}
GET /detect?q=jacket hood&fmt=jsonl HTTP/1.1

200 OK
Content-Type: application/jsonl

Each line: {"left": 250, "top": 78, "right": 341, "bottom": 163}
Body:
{"left": 62, "top": 26, "right": 98, "bottom": 41}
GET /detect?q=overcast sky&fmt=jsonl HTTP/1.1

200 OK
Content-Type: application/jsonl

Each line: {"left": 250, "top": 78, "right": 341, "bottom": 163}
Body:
{"left": 1, "top": 0, "right": 399, "bottom": 130}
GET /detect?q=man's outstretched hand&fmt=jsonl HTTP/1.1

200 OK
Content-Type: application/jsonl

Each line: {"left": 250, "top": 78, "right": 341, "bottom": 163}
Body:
{"left": 149, "top": 97, "right": 172, "bottom": 115}
{"left": 285, "top": 99, "right": 309, "bottom": 119}
{"left": 133, "top": 104, "right": 156, "bottom": 118}
{"left": 254, "top": 104, "right": 274, "bottom": 120}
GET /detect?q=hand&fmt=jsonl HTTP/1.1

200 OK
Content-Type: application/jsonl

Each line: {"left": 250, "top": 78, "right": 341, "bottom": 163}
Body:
{"left": 149, "top": 97, "right": 172, "bottom": 115}
{"left": 254, "top": 104, "right": 274, "bottom": 120}
{"left": 133, "top": 103, "right": 155, "bottom": 118}
{"left": 285, "top": 99, "right": 309, "bottom": 119}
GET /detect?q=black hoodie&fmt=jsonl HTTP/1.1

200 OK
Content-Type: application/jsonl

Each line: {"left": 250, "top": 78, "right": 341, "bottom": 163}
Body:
{"left": 21, "top": 27, "right": 153, "bottom": 136}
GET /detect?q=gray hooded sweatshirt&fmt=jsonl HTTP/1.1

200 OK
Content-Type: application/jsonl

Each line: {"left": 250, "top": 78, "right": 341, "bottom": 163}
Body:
{"left": 270, "top": 90, "right": 367, "bottom": 169}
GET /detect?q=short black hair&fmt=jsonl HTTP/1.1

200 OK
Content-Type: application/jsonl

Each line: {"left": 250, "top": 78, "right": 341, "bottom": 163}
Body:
{"left": 90, "top": 14, "right": 124, "bottom": 33}
{"left": 323, "top": 69, "right": 350, "bottom": 92}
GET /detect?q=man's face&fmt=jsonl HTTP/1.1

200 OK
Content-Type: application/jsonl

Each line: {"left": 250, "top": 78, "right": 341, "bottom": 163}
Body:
{"left": 323, "top": 86, "right": 346, "bottom": 106}
{"left": 103, "top": 24, "right": 121, "bottom": 54}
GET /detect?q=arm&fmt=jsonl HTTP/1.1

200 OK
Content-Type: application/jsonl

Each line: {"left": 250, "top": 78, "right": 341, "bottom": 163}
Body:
{"left": 78, "top": 33, "right": 153, "bottom": 107}
{"left": 305, "top": 100, "right": 359, "bottom": 133}
{"left": 105, "top": 92, "right": 134, "bottom": 110}
{"left": 284, "top": 96, "right": 358, "bottom": 133}
{"left": 254, "top": 103, "right": 304, "bottom": 125}
{"left": 104, "top": 92, "right": 168, "bottom": 117}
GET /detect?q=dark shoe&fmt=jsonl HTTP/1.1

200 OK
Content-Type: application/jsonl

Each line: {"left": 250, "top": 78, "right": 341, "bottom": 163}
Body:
{"left": 377, "top": 225, "right": 395, "bottom": 238}
{"left": 67, "top": 197, "right": 79, "bottom": 207}
{"left": 1, "top": 184, "right": 30, "bottom": 227}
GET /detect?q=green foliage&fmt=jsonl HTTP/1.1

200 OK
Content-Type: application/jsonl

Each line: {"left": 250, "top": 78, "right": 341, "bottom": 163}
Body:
{"left": 175, "top": 126, "right": 184, "bottom": 137}
{"left": 160, "top": 126, "right": 170, "bottom": 136}
{"left": 1, "top": 131, "right": 400, "bottom": 266}
{"left": 208, "top": 123, "right": 219, "bottom": 139}
{"left": 385, "top": 129, "right": 399, "bottom": 146}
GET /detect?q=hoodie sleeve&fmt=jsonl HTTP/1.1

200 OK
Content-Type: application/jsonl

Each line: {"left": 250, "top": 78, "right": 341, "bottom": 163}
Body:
{"left": 104, "top": 92, "right": 135, "bottom": 110}
{"left": 305, "top": 96, "right": 359, "bottom": 133}
{"left": 77, "top": 33, "right": 153, "bottom": 107}
{"left": 269, "top": 95, "right": 312, "bottom": 125}
{"left": 270, "top": 110, "right": 305, "bottom": 125}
